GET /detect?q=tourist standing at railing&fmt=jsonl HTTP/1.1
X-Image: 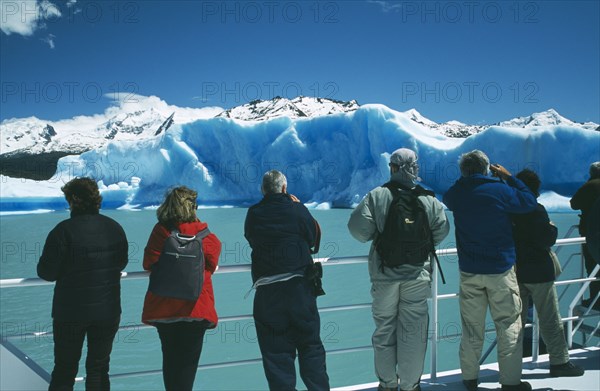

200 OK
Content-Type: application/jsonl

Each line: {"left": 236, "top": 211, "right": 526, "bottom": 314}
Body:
{"left": 570, "top": 161, "right": 600, "bottom": 309}
{"left": 37, "top": 177, "right": 129, "bottom": 391}
{"left": 512, "top": 169, "right": 584, "bottom": 378}
{"left": 245, "top": 170, "right": 329, "bottom": 391}
{"left": 443, "top": 150, "right": 537, "bottom": 391}
{"left": 586, "top": 197, "right": 600, "bottom": 264}
{"left": 348, "top": 148, "right": 449, "bottom": 391}
{"left": 141, "top": 186, "right": 222, "bottom": 391}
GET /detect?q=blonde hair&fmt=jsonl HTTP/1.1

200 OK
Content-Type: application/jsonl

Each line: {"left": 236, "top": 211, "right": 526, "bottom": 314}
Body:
{"left": 157, "top": 186, "right": 198, "bottom": 229}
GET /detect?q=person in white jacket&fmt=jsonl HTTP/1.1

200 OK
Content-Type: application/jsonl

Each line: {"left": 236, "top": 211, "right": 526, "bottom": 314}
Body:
{"left": 348, "top": 148, "right": 449, "bottom": 391}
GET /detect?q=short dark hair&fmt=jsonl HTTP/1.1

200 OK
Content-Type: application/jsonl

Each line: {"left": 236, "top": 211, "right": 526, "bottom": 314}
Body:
{"left": 61, "top": 177, "right": 102, "bottom": 213}
{"left": 516, "top": 169, "right": 541, "bottom": 197}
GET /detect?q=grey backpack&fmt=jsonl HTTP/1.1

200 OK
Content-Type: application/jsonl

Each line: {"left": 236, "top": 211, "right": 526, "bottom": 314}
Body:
{"left": 148, "top": 228, "right": 210, "bottom": 301}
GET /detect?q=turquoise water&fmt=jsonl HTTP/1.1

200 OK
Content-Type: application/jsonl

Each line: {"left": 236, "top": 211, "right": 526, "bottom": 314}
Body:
{"left": 0, "top": 209, "right": 585, "bottom": 390}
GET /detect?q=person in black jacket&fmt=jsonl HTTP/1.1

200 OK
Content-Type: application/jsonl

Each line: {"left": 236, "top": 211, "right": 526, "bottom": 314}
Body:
{"left": 244, "top": 170, "right": 329, "bottom": 391}
{"left": 512, "top": 169, "right": 584, "bottom": 378}
{"left": 38, "top": 177, "right": 128, "bottom": 391}
{"left": 570, "top": 161, "right": 600, "bottom": 308}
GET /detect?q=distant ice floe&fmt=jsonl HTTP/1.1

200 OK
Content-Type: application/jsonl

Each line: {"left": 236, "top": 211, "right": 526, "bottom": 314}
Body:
{"left": 0, "top": 209, "right": 55, "bottom": 216}
{"left": 538, "top": 192, "right": 575, "bottom": 212}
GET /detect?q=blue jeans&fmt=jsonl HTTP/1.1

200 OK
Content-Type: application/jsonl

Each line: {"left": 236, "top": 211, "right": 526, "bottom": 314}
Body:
{"left": 49, "top": 317, "right": 120, "bottom": 391}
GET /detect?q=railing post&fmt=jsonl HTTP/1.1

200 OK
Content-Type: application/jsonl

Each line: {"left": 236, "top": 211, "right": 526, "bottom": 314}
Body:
{"left": 430, "top": 254, "right": 439, "bottom": 382}
{"left": 568, "top": 264, "right": 600, "bottom": 348}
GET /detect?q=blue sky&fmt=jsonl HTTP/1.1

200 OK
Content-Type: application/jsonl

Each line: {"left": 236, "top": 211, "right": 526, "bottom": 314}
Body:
{"left": 1, "top": 0, "right": 599, "bottom": 124}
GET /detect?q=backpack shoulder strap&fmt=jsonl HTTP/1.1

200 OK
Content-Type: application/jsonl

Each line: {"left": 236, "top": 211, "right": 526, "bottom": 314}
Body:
{"left": 411, "top": 186, "right": 446, "bottom": 284}
{"left": 196, "top": 227, "right": 211, "bottom": 240}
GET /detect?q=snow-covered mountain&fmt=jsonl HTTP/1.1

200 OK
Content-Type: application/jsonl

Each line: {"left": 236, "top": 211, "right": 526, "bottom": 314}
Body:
{"left": 404, "top": 108, "right": 599, "bottom": 138}
{"left": 216, "top": 96, "right": 360, "bottom": 121}
{"left": 1, "top": 109, "right": 174, "bottom": 156}
{"left": 496, "top": 108, "right": 599, "bottom": 130}
{"left": 403, "top": 109, "right": 486, "bottom": 138}
{"left": 1, "top": 107, "right": 211, "bottom": 156}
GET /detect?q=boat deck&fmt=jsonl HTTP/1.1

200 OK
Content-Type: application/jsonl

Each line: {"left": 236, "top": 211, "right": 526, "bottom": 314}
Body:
{"left": 335, "top": 347, "right": 600, "bottom": 391}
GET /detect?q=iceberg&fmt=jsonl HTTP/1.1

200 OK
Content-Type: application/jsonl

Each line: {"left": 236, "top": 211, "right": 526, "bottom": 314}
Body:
{"left": 1, "top": 104, "right": 598, "bottom": 212}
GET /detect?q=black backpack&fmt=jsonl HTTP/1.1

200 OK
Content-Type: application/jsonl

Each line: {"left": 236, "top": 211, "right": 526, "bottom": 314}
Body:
{"left": 375, "top": 182, "right": 446, "bottom": 283}
{"left": 148, "top": 228, "right": 210, "bottom": 301}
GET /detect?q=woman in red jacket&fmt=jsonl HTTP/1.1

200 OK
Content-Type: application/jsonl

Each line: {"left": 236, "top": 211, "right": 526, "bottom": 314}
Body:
{"left": 142, "top": 186, "right": 221, "bottom": 391}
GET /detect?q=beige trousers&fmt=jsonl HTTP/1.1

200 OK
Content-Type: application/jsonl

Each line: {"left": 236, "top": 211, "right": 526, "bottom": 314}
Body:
{"left": 459, "top": 268, "right": 524, "bottom": 386}
{"left": 519, "top": 281, "right": 570, "bottom": 365}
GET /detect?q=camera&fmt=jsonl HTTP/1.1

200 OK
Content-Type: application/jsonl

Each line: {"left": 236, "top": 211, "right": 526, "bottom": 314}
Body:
{"left": 490, "top": 164, "right": 500, "bottom": 177}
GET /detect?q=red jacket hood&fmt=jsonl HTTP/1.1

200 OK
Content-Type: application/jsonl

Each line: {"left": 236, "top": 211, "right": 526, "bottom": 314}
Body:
{"left": 177, "top": 220, "right": 209, "bottom": 235}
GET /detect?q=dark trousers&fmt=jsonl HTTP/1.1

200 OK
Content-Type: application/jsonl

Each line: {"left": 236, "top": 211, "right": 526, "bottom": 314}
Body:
{"left": 253, "top": 278, "right": 329, "bottom": 391}
{"left": 156, "top": 322, "right": 207, "bottom": 391}
{"left": 49, "top": 317, "right": 120, "bottom": 391}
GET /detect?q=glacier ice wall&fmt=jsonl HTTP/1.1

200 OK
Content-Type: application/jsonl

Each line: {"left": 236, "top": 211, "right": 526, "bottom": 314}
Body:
{"left": 22, "top": 105, "right": 600, "bottom": 208}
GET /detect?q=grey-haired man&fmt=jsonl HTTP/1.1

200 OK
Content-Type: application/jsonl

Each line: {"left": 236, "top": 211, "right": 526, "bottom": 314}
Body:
{"left": 443, "top": 150, "right": 537, "bottom": 391}
{"left": 348, "top": 148, "right": 449, "bottom": 391}
{"left": 245, "top": 170, "right": 329, "bottom": 391}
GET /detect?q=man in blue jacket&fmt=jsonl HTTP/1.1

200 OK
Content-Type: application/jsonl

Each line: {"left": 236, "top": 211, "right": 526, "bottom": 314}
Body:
{"left": 245, "top": 170, "right": 329, "bottom": 391}
{"left": 443, "top": 150, "right": 537, "bottom": 391}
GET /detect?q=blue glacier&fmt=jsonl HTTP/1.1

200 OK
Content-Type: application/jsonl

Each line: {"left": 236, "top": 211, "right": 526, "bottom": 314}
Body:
{"left": 2, "top": 104, "right": 599, "bottom": 211}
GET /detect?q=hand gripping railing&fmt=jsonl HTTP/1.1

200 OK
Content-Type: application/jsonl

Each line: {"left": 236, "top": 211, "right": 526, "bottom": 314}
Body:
{"left": 1, "top": 238, "right": 597, "bottom": 385}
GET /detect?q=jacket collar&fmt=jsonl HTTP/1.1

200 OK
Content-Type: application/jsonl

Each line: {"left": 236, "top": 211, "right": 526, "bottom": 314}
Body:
{"left": 70, "top": 210, "right": 99, "bottom": 218}
{"left": 262, "top": 193, "right": 292, "bottom": 202}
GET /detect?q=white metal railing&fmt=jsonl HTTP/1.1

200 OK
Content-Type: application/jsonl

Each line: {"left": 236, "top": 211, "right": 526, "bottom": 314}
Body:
{"left": 1, "top": 238, "right": 598, "bottom": 386}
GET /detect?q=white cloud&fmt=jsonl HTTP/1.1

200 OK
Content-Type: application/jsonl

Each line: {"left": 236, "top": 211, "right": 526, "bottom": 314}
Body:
{"left": 66, "top": 0, "right": 76, "bottom": 7}
{"left": 0, "top": 0, "right": 61, "bottom": 36}
{"left": 40, "top": 32, "right": 55, "bottom": 48}
{"left": 104, "top": 92, "right": 224, "bottom": 123}
{"left": 368, "top": 1, "right": 403, "bottom": 13}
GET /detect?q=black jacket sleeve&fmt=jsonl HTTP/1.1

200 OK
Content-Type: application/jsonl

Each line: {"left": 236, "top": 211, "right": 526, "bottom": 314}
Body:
{"left": 37, "top": 226, "right": 66, "bottom": 282}
{"left": 297, "top": 204, "right": 318, "bottom": 249}
{"left": 531, "top": 204, "right": 558, "bottom": 248}
{"left": 116, "top": 224, "right": 129, "bottom": 272}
